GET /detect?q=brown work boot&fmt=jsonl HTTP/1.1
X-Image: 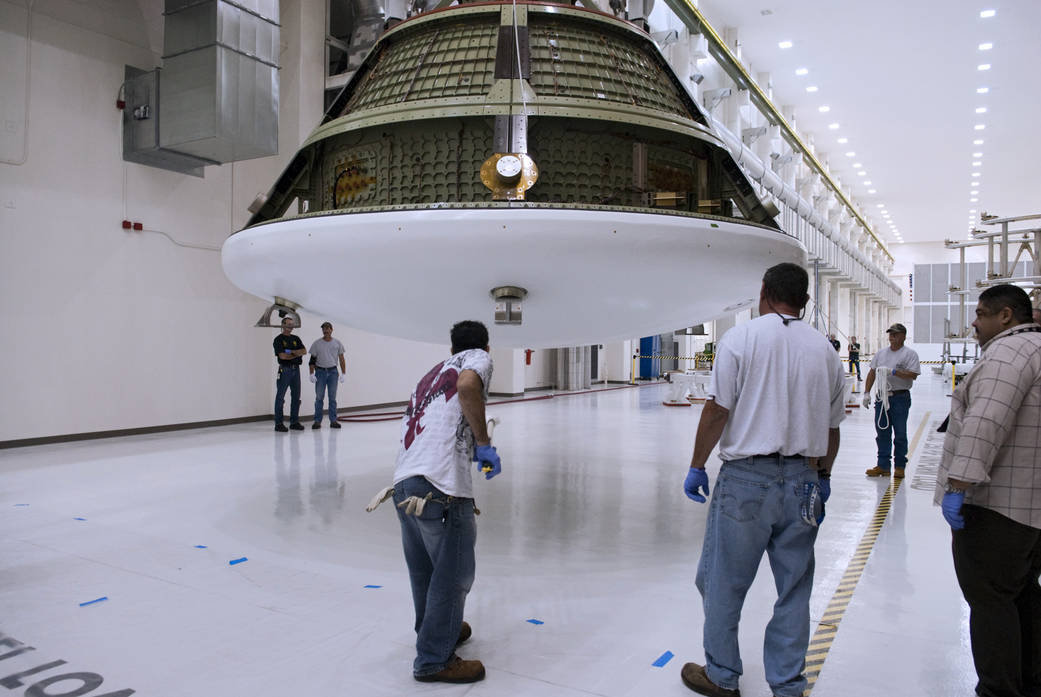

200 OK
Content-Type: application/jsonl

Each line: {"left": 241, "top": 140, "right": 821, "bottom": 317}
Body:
{"left": 415, "top": 654, "right": 485, "bottom": 684}
{"left": 894, "top": 468, "right": 906, "bottom": 479}
{"left": 865, "top": 466, "right": 891, "bottom": 477}
{"left": 456, "top": 621, "right": 472, "bottom": 646}
{"left": 680, "top": 662, "right": 740, "bottom": 697}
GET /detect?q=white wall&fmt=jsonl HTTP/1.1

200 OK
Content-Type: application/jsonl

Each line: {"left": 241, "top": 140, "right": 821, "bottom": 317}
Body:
{"left": 0, "top": 0, "right": 456, "bottom": 442}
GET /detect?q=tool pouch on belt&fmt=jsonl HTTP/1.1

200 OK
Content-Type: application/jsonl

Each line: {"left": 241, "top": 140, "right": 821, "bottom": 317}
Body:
{"left": 800, "top": 482, "right": 824, "bottom": 527}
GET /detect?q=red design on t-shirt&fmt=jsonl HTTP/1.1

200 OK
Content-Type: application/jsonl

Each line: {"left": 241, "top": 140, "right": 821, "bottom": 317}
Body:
{"left": 403, "top": 362, "right": 459, "bottom": 450}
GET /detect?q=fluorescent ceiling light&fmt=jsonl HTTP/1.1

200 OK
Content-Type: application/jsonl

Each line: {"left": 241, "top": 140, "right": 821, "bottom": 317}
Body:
{"left": 779, "top": 40, "right": 793, "bottom": 49}
{"left": 974, "top": 124, "right": 986, "bottom": 130}
{"left": 837, "top": 137, "right": 848, "bottom": 144}
{"left": 977, "top": 87, "right": 989, "bottom": 93}
{"left": 828, "top": 122, "right": 839, "bottom": 129}
{"left": 795, "top": 68, "right": 809, "bottom": 76}
{"left": 806, "top": 86, "right": 819, "bottom": 93}
{"left": 818, "top": 105, "right": 831, "bottom": 112}
{"left": 974, "top": 139, "right": 984, "bottom": 145}
{"left": 975, "top": 107, "right": 988, "bottom": 113}
{"left": 845, "top": 151, "right": 855, "bottom": 157}
{"left": 978, "top": 64, "right": 991, "bottom": 71}
{"left": 876, "top": 204, "right": 885, "bottom": 208}
{"left": 972, "top": 152, "right": 983, "bottom": 157}
{"left": 980, "top": 9, "right": 996, "bottom": 18}
{"left": 978, "top": 42, "right": 993, "bottom": 50}
{"left": 972, "top": 161, "right": 982, "bottom": 166}
{"left": 864, "top": 180, "right": 872, "bottom": 185}
{"left": 853, "top": 163, "right": 862, "bottom": 168}
{"left": 868, "top": 189, "right": 876, "bottom": 194}
{"left": 972, "top": 172, "right": 981, "bottom": 177}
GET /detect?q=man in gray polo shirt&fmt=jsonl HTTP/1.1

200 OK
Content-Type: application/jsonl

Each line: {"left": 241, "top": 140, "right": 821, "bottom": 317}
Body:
{"left": 308, "top": 322, "right": 347, "bottom": 429}
{"left": 862, "top": 323, "right": 920, "bottom": 478}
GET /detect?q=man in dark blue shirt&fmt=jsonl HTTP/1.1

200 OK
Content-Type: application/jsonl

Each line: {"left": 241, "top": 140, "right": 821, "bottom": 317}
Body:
{"left": 273, "top": 317, "right": 306, "bottom": 431}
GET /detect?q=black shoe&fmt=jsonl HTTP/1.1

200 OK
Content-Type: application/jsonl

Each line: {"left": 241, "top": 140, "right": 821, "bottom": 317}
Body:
{"left": 456, "top": 621, "right": 471, "bottom": 646}
{"left": 681, "top": 663, "right": 740, "bottom": 697}
{"left": 330, "top": 421, "right": 341, "bottom": 429}
{"left": 289, "top": 422, "right": 304, "bottom": 431}
{"left": 274, "top": 423, "right": 288, "bottom": 432}
{"left": 312, "top": 422, "right": 321, "bottom": 430}
{"left": 414, "top": 655, "right": 485, "bottom": 684}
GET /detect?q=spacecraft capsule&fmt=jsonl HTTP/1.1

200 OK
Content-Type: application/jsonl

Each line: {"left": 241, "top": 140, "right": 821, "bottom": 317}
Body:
{"left": 221, "top": 0, "right": 805, "bottom": 347}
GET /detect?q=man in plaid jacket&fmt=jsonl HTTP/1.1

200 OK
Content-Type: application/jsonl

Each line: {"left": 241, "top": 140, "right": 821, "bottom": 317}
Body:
{"left": 937, "top": 284, "right": 1041, "bottom": 697}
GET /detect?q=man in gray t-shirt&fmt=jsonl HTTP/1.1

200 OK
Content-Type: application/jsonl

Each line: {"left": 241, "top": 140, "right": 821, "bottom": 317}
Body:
{"left": 863, "top": 323, "right": 920, "bottom": 478}
{"left": 308, "top": 322, "right": 346, "bottom": 429}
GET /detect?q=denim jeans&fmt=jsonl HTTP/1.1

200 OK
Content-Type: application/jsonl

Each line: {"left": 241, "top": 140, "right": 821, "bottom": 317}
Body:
{"left": 274, "top": 364, "right": 300, "bottom": 425}
{"left": 849, "top": 357, "right": 861, "bottom": 380}
{"left": 313, "top": 368, "right": 338, "bottom": 424}
{"left": 953, "top": 504, "right": 1041, "bottom": 697}
{"left": 696, "top": 456, "right": 820, "bottom": 697}
{"left": 874, "top": 391, "right": 911, "bottom": 470}
{"left": 393, "top": 475, "right": 476, "bottom": 676}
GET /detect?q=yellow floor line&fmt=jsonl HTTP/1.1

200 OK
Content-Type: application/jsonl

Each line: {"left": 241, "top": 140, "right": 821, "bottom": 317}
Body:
{"left": 802, "top": 410, "right": 930, "bottom": 695}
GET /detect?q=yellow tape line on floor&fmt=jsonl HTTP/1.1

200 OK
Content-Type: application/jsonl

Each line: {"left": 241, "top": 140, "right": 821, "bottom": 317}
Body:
{"left": 802, "top": 411, "right": 931, "bottom": 696}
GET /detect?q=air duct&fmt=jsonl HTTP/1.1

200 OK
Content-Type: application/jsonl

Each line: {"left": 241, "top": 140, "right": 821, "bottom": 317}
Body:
{"left": 161, "top": 0, "right": 280, "bottom": 162}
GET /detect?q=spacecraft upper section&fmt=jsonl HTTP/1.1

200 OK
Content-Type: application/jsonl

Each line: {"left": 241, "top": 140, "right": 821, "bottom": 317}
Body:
{"left": 242, "top": 1, "right": 780, "bottom": 231}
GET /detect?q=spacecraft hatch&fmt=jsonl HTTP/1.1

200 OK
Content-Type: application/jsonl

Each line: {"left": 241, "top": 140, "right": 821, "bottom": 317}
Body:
{"left": 221, "top": 0, "right": 806, "bottom": 348}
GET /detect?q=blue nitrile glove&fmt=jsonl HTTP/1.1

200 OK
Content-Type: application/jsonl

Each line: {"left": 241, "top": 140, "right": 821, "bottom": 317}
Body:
{"left": 684, "top": 468, "right": 710, "bottom": 503}
{"left": 942, "top": 490, "right": 966, "bottom": 530}
{"left": 474, "top": 444, "right": 501, "bottom": 480}
{"left": 819, "top": 478, "right": 831, "bottom": 503}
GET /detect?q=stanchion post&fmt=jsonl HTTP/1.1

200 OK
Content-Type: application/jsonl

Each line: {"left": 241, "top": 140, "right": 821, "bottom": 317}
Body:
{"left": 631, "top": 354, "right": 637, "bottom": 385}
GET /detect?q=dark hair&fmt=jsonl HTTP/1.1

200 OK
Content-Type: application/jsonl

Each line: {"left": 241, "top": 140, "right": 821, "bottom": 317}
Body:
{"left": 451, "top": 320, "right": 489, "bottom": 354}
{"left": 321, "top": 321, "right": 332, "bottom": 330}
{"left": 978, "top": 284, "right": 1033, "bottom": 323}
{"left": 762, "top": 262, "right": 809, "bottom": 309}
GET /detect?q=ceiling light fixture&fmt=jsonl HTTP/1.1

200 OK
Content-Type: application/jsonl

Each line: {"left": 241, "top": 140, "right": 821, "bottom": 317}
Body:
{"left": 977, "top": 86, "right": 990, "bottom": 94}
{"left": 973, "top": 139, "right": 984, "bottom": 145}
{"left": 974, "top": 124, "right": 986, "bottom": 130}
{"left": 978, "top": 64, "right": 991, "bottom": 71}
{"left": 806, "top": 85, "right": 819, "bottom": 93}
{"left": 972, "top": 161, "right": 982, "bottom": 166}
{"left": 837, "top": 137, "right": 848, "bottom": 144}
{"left": 970, "top": 198, "right": 978, "bottom": 202}
{"left": 972, "top": 172, "right": 981, "bottom": 177}
{"left": 973, "top": 152, "right": 983, "bottom": 157}
{"left": 975, "top": 107, "right": 988, "bottom": 113}
{"left": 868, "top": 189, "right": 876, "bottom": 194}
{"left": 864, "top": 180, "right": 872, "bottom": 185}
{"left": 853, "top": 163, "right": 862, "bottom": 168}
{"left": 978, "top": 42, "right": 993, "bottom": 51}
{"left": 845, "top": 151, "right": 855, "bottom": 157}
{"left": 818, "top": 105, "right": 831, "bottom": 112}
{"left": 795, "top": 68, "right": 808, "bottom": 76}
{"left": 778, "top": 40, "right": 793, "bottom": 49}
{"left": 980, "top": 9, "right": 996, "bottom": 18}
{"left": 828, "top": 122, "right": 839, "bottom": 129}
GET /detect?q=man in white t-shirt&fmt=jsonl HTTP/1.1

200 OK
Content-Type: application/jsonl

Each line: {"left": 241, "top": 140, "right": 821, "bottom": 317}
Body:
{"left": 862, "top": 323, "right": 920, "bottom": 478}
{"left": 392, "top": 320, "right": 501, "bottom": 684}
{"left": 307, "top": 322, "right": 346, "bottom": 429}
{"left": 679, "top": 262, "right": 846, "bottom": 697}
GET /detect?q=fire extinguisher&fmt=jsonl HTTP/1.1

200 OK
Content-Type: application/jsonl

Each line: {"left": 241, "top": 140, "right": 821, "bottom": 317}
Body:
{"left": 525, "top": 349, "right": 534, "bottom": 365}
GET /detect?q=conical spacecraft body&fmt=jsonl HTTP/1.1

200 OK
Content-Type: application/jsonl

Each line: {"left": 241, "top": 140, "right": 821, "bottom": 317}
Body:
{"left": 222, "top": 0, "right": 805, "bottom": 347}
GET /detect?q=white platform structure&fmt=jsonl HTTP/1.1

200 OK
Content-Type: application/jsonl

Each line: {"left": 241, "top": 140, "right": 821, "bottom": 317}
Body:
{"left": 223, "top": 209, "right": 805, "bottom": 348}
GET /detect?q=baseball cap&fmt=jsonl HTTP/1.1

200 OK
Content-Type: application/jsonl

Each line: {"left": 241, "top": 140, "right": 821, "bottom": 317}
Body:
{"left": 886, "top": 323, "right": 907, "bottom": 334}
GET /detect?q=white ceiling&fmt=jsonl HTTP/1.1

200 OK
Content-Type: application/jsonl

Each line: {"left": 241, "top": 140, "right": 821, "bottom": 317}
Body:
{"left": 695, "top": 0, "right": 1041, "bottom": 247}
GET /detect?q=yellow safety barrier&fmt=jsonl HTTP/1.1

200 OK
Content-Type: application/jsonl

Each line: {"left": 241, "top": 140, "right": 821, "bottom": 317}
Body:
{"left": 630, "top": 353, "right": 713, "bottom": 385}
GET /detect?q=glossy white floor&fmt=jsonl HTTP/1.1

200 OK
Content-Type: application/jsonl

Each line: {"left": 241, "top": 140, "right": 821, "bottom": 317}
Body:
{"left": 0, "top": 372, "right": 977, "bottom": 697}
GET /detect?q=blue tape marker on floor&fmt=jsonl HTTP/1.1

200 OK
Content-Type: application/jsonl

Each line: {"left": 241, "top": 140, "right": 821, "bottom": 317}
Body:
{"left": 79, "top": 597, "right": 108, "bottom": 607}
{"left": 363, "top": 585, "right": 382, "bottom": 589}
{"left": 652, "top": 651, "right": 674, "bottom": 667}
{"left": 526, "top": 619, "right": 544, "bottom": 625}
{"left": 14, "top": 504, "right": 29, "bottom": 507}
{"left": 229, "top": 557, "right": 248, "bottom": 565}
{"left": 194, "top": 545, "right": 207, "bottom": 549}
{"left": 74, "top": 517, "right": 86, "bottom": 521}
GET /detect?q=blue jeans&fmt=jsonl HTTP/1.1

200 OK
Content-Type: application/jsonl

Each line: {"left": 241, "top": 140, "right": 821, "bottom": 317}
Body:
{"left": 874, "top": 391, "right": 911, "bottom": 470}
{"left": 849, "top": 357, "right": 861, "bottom": 380}
{"left": 696, "top": 456, "right": 820, "bottom": 697}
{"left": 274, "top": 364, "right": 300, "bottom": 425}
{"left": 313, "top": 368, "right": 338, "bottom": 423}
{"left": 393, "top": 476, "right": 476, "bottom": 676}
